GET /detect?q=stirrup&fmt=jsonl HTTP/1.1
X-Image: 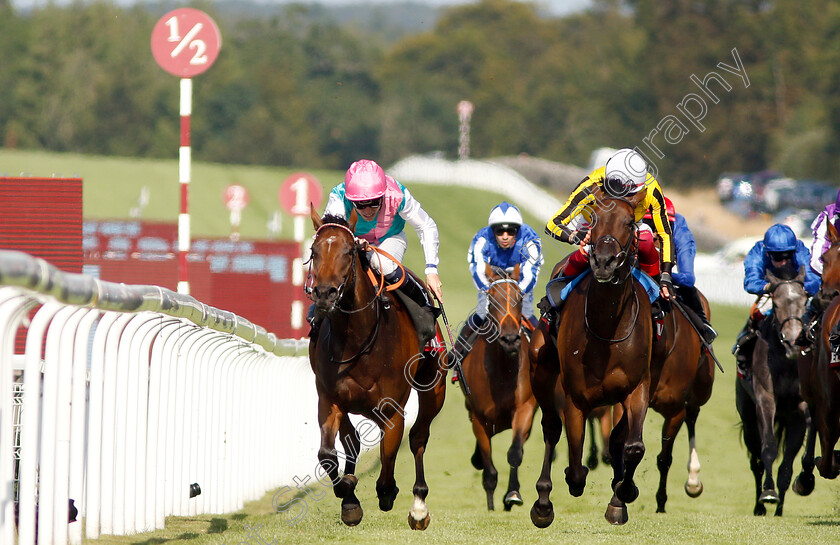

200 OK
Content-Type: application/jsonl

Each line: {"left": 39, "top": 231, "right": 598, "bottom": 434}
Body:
{"left": 701, "top": 322, "right": 718, "bottom": 344}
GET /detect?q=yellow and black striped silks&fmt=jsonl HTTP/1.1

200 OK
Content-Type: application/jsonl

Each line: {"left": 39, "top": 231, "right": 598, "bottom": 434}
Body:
{"left": 544, "top": 166, "right": 674, "bottom": 265}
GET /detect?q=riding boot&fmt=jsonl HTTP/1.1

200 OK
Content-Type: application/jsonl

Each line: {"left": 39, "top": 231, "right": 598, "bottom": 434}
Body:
{"left": 388, "top": 269, "right": 441, "bottom": 319}
{"left": 449, "top": 314, "right": 485, "bottom": 383}
{"left": 732, "top": 318, "right": 758, "bottom": 378}
{"left": 677, "top": 285, "right": 718, "bottom": 344}
{"left": 795, "top": 297, "right": 822, "bottom": 350}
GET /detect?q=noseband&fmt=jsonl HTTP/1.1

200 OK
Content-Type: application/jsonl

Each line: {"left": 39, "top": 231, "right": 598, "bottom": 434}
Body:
{"left": 591, "top": 223, "right": 638, "bottom": 285}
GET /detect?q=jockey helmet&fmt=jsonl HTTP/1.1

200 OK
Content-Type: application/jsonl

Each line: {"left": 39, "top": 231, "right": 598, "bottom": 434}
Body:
{"left": 763, "top": 223, "right": 798, "bottom": 254}
{"left": 604, "top": 148, "right": 648, "bottom": 197}
{"left": 488, "top": 202, "right": 523, "bottom": 235}
{"left": 345, "top": 159, "right": 387, "bottom": 201}
{"left": 642, "top": 197, "right": 676, "bottom": 223}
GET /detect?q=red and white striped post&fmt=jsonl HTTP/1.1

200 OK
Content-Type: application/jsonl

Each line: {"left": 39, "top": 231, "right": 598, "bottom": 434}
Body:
{"left": 151, "top": 8, "right": 221, "bottom": 295}
{"left": 178, "top": 78, "right": 192, "bottom": 294}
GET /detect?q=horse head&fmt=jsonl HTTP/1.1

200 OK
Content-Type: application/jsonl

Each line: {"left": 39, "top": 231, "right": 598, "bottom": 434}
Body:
{"left": 766, "top": 266, "right": 807, "bottom": 359}
{"left": 485, "top": 263, "right": 523, "bottom": 356}
{"left": 308, "top": 205, "right": 362, "bottom": 313}
{"left": 588, "top": 189, "right": 645, "bottom": 283}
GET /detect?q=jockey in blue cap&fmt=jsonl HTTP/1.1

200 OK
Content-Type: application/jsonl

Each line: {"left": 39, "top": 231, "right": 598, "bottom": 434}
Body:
{"left": 733, "top": 223, "right": 820, "bottom": 374}
{"left": 449, "top": 202, "right": 544, "bottom": 367}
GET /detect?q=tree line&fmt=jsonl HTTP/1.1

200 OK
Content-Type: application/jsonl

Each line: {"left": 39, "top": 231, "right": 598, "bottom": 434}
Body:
{"left": 1, "top": 0, "right": 839, "bottom": 187}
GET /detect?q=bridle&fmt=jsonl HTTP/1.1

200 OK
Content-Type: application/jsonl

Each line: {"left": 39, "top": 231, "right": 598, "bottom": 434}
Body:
{"left": 590, "top": 198, "right": 639, "bottom": 285}
{"left": 768, "top": 278, "right": 806, "bottom": 345}
{"left": 487, "top": 277, "right": 523, "bottom": 332}
{"left": 305, "top": 222, "right": 383, "bottom": 363}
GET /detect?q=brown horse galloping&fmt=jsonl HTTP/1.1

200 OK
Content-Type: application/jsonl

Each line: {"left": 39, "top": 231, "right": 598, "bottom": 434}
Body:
{"left": 646, "top": 287, "right": 716, "bottom": 512}
{"left": 530, "top": 189, "right": 653, "bottom": 526}
{"left": 797, "top": 220, "right": 840, "bottom": 485}
{"left": 461, "top": 263, "right": 538, "bottom": 511}
{"left": 307, "top": 207, "right": 446, "bottom": 530}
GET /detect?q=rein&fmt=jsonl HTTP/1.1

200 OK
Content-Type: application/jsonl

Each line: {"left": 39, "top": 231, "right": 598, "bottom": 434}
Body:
{"left": 583, "top": 276, "right": 640, "bottom": 343}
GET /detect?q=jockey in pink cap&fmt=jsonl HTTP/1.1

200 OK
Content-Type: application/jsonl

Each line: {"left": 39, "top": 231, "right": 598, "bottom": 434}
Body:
{"left": 320, "top": 159, "right": 443, "bottom": 322}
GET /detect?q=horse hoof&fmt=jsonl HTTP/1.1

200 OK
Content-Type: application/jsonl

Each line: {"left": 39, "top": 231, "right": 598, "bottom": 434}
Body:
{"left": 503, "top": 490, "right": 523, "bottom": 511}
{"left": 408, "top": 512, "right": 430, "bottom": 531}
{"left": 341, "top": 503, "right": 363, "bottom": 526}
{"left": 759, "top": 489, "right": 779, "bottom": 504}
{"left": 754, "top": 504, "right": 767, "bottom": 516}
{"left": 793, "top": 473, "right": 815, "bottom": 496}
{"left": 684, "top": 480, "right": 703, "bottom": 498}
{"left": 604, "top": 502, "right": 628, "bottom": 525}
{"left": 530, "top": 501, "right": 554, "bottom": 528}
{"left": 586, "top": 454, "right": 599, "bottom": 470}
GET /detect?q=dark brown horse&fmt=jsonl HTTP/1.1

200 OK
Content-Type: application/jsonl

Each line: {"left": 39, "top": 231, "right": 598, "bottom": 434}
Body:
{"left": 645, "top": 287, "right": 716, "bottom": 512}
{"left": 462, "top": 263, "right": 538, "bottom": 511}
{"left": 797, "top": 221, "right": 840, "bottom": 485}
{"left": 736, "top": 266, "right": 809, "bottom": 516}
{"left": 529, "top": 189, "right": 653, "bottom": 526}
{"left": 307, "top": 207, "right": 446, "bottom": 530}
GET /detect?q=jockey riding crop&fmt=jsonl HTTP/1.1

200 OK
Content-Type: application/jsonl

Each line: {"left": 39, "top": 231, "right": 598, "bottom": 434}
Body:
{"left": 434, "top": 294, "right": 472, "bottom": 398}
{"left": 672, "top": 298, "right": 724, "bottom": 372}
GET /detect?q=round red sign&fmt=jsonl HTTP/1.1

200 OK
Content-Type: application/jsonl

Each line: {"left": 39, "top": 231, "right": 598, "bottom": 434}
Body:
{"left": 151, "top": 8, "right": 221, "bottom": 78}
{"left": 279, "top": 173, "right": 323, "bottom": 216}
{"left": 223, "top": 184, "right": 249, "bottom": 211}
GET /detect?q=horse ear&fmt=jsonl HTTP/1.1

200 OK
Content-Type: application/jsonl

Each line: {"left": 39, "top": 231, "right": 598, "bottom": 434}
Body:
{"left": 511, "top": 263, "right": 521, "bottom": 281}
{"left": 797, "top": 265, "right": 807, "bottom": 282}
{"left": 765, "top": 268, "right": 779, "bottom": 285}
{"left": 630, "top": 188, "right": 648, "bottom": 209}
{"left": 348, "top": 208, "right": 358, "bottom": 231}
{"left": 310, "top": 203, "right": 323, "bottom": 230}
{"left": 485, "top": 262, "right": 496, "bottom": 281}
{"left": 829, "top": 220, "right": 840, "bottom": 244}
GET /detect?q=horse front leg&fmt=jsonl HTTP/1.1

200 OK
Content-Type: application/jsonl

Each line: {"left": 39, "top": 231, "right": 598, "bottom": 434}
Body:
{"left": 375, "top": 411, "right": 405, "bottom": 513}
{"left": 563, "top": 401, "right": 589, "bottom": 497}
{"left": 655, "top": 409, "right": 685, "bottom": 513}
{"left": 503, "top": 398, "right": 537, "bottom": 511}
{"left": 610, "top": 380, "right": 649, "bottom": 522}
{"left": 815, "top": 400, "right": 840, "bottom": 479}
{"left": 754, "top": 389, "right": 780, "bottom": 504}
{"left": 316, "top": 398, "right": 347, "bottom": 522}
{"left": 793, "top": 408, "right": 816, "bottom": 496}
{"left": 470, "top": 417, "right": 498, "bottom": 511}
{"left": 406, "top": 365, "right": 446, "bottom": 531}
{"left": 530, "top": 409, "right": 561, "bottom": 528}
{"left": 336, "top": 417, "right": 363, "bottom": 526}
{"left": 774, "top": 406, "right": 807, "bottom": 516}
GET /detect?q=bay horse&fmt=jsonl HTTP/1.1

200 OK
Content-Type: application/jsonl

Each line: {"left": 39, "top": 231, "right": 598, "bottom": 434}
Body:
{"left": 529, "top": 189, "right": 653, "bottom": 526}
{"left": 462, "top": 263, "right": 538, "bottom": 511}
{"left": 642, "top": 285, "right": 716, "bottom": 512}
{"left": 736, "top": 266, "right": 809, "bottom": 516}
{"left": 797, "top": 220, "right": 840, "bottom": 486}
{"left": 307, "top": 207, "right": 446, "bottom": 530}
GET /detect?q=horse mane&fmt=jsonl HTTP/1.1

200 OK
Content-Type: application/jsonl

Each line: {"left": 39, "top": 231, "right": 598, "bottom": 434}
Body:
{"left": 322, "top": 213, "right": 350, "bottom": 228}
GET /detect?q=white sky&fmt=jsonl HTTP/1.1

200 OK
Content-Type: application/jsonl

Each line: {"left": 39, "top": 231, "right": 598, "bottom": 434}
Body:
{"left": 11, "top": 0, "right": 594, "bottom": 17}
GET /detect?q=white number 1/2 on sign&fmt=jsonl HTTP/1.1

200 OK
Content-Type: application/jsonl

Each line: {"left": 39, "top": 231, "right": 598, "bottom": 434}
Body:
{"left": 164, "top": 16, "right": 209, "bottom": 66}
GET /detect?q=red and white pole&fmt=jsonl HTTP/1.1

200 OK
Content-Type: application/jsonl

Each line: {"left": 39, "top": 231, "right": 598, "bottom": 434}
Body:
{"left": 178, "top": 77, "right": 192, "bottom": 294}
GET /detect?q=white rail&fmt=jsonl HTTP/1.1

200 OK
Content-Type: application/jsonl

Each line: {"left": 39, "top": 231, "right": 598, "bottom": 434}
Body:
{"left": 0, "top": 249, "right": 411, "bottom": 544}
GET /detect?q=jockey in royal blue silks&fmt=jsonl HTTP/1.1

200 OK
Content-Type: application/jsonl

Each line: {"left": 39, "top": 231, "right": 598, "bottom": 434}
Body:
{"left": 733, "top": 223, "right": 820, "bottom": 373}
{"left": 448, "top": 202, "right": 544, "bottom": 367}
{"left": 642, "top": 197, "right": 717, "bottom": 344}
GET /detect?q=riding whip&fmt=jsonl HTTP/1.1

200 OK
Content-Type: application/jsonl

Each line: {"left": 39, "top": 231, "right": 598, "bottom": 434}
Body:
{"left": 671, "top": 298, "right": 724, "bottom": 372}
{"left": 433, "top": 294, "right": 472, "bottom": 398}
